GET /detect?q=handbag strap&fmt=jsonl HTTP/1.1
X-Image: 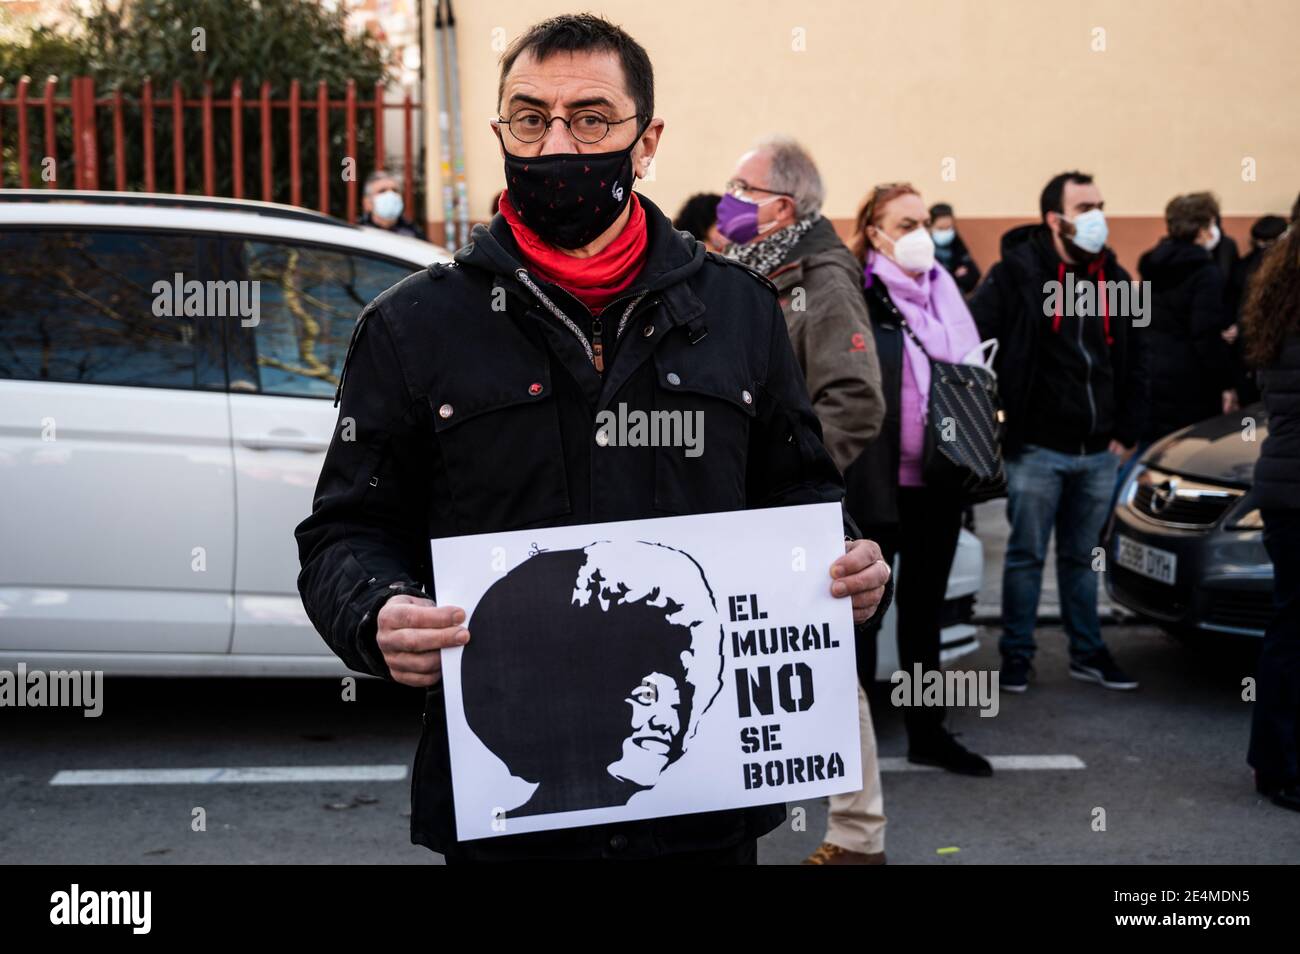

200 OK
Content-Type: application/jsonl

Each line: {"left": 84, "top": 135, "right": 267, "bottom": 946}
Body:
{"left": 872, "top": 285, "right": 939, "bottom": 364}
{"left": 896, "top": 314, "right": 936, "bottom": 363}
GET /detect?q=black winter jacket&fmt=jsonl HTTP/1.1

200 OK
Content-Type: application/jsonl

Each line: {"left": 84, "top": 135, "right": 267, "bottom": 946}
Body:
{"left": 1136, "top": 237, "right": 1231, "bottom": 440}
{"left": 295, "top": 192, "right": 868, "bottom": 861}
{"left": 843, "top": 282, "right": 906, "bottom": 530}
{"left": 969, "top": 225, "right": 1147, "bottom": 456}
{"left": 1255, "top": 332, "right": 1300, "bottom": 510}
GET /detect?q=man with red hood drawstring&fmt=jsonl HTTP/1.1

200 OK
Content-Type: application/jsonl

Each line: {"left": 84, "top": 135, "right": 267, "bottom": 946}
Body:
{"left": 970, "top": 171, "right": 1148, "bottom": 695}
{"left": 296, "top": 13, "right": 892, "bottom": 864}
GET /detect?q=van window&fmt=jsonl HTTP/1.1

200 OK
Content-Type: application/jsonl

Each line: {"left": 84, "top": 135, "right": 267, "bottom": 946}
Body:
{"left": 233, "top": 240, "right": 414, "bottom": 398}
{"left": 0, "top": 230, "right": 206, "bottom": 388}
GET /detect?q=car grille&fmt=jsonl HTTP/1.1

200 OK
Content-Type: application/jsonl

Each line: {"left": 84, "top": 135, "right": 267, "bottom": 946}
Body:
{"left": 1203, "top": 590, "right": 1275, "bottom": 634}
{"left": 1127, "top": 470, "right": 1242, "bottom": 528}
{"left": 1108, "top": 566, "right": 1186, "bottom": 620}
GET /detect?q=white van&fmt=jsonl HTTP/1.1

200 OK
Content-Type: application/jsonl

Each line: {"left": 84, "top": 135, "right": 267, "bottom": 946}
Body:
{"left": 0, "top": 191, "right": 451, "bottom": 676}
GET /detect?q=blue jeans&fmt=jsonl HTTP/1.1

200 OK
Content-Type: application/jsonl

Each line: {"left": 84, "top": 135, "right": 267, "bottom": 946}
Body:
{"left": 1000, "top": 444, "right": 1118, "bottom": 663}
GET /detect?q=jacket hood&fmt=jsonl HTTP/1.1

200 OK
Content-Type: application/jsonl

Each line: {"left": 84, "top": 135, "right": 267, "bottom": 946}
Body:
{"left": 1138, "top": 236, "right": 1213, "bottom": 283}
{"left": 999, "top": 222, "right": 1041, "bottom": 258}
{"left": 769, "top": 215, "right": 861, "bottom": 286}
{"left": 454, "top": 190, "right": 706, "bottom": 296}
{"left": 784, "top": 215, "right": 852, "bottom": 264}
{"left": 1001, "top": 221, "right": 1121, "bottom": 281}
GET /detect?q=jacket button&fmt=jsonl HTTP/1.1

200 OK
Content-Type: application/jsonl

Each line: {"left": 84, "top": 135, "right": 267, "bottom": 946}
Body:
{"left": 741, "top": 389, "right": 752, "bottom": 405}
{"left": 642, "top": 323, "right": 655, "bottom": 338}
{"left": 666, "top": 372, "right": 681, "bottom": 386}
{"left": 438, "top": 403, "right": 454, "bottom": 419}
{"left": 608, "top": 833, "right": 628, "bottom": 852}
{"left": 595, "top": 429, "right": 610, "bottom": 447}
{"left": 528, "top": 382, "right": 543, "bottom": 396}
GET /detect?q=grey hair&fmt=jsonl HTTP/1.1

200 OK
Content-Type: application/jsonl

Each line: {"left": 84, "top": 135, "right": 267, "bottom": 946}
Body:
{"left": 755, "top": 135, "right": 824, "bottom": 218}
{"left": 364, "top": 169, "right": 400, "bottom": 196}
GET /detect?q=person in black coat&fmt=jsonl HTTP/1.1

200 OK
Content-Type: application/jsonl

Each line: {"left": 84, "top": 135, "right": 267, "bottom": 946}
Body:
{"left": 1137, "top": 193, "right": 1235, "bottom": 443}
{"left": 928, "top": 203, "right": 981, "bottom": 295}
{"left": 1226, "top": 215, "right": 1290, "bottom": 405}
{"left": 1241, "top": 219, "right": 1300, "bottom": 813}
{"left": 294, "top": 12, "right": 892, "bottom": 863}
{"left": 969, "top": 171, "right": 1147, "bottom": 693}
{"left": 842, "top": 183, "right": 992, "bottom": 778}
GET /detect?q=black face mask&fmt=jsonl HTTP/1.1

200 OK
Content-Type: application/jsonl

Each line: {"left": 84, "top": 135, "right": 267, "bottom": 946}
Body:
{"left": 500, "top": 125, "right": 644, "bottom": 249}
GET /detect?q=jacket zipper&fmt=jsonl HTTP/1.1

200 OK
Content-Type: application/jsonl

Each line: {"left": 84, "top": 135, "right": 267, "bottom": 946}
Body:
{"left": 1077, "top": 297, "right": 1097, "bottom": 452}
{"left": 513, "top": 267, "right": 648, "bottom": 374}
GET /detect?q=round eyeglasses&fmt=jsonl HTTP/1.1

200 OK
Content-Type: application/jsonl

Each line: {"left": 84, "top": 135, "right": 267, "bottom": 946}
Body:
{"left": 496, "top": 108, "right": 645, "bottom": 145}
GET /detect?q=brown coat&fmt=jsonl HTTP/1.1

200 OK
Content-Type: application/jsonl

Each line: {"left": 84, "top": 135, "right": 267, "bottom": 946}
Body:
{"left": 768, "top": 217, "right": 885, "bottom": 471}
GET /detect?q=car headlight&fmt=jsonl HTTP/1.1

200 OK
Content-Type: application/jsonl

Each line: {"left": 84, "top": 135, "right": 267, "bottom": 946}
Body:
{"left": 1227, "top": 507, "right": 1264, "bottom": 530}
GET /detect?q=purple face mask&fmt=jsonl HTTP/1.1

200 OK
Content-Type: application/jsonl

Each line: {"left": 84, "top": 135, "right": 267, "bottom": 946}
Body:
{"left": 715, "top": 193, "right": 765, "bottom": 244}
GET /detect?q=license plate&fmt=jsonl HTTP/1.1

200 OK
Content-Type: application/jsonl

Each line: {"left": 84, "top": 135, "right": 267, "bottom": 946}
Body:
{"left": 1115, "top": 535, "right": 1177, "bottom": 585}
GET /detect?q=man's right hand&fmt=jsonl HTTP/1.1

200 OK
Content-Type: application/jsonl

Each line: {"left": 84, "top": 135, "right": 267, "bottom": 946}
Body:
{"left": 376, "top": 594, "right": 469, "bottom": 687}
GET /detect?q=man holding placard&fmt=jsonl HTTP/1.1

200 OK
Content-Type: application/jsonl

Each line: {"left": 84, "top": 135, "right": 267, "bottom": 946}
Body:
{"left": 296, "top": 12, "right": 890, "bottom": 864}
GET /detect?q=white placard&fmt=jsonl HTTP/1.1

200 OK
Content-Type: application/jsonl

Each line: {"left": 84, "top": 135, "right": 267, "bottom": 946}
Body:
{"left": 432, "top": 502, "right": 862, "bottom": 841}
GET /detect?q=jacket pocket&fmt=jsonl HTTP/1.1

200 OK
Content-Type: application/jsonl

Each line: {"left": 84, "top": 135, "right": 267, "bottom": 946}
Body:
{"left": 430, "top": 357, "right": 571, "bottom": 531}
{"left": 650, "top": 346, "right": 755, "bottom": 515}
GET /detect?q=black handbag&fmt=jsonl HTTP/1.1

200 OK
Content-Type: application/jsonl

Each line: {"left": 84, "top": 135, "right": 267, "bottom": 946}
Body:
{"left": 898, "top": 317, "right": 1008, "bottom": 503}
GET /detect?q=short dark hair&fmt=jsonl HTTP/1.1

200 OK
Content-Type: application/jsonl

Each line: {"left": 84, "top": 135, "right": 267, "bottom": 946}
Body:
{"left": 1040, "top": 171, "right": 1094, "bottom": 221}
{"left": 929, "top": 202, "right": 954, "bottom": 220}
{"left": 674, "top": 192, "right": 721, "bottom": 242}
{"left": 497, "top": 14, "right": 655, "bottom": 123}
{"left": 1165, "top": 192, "right": 1218, "bottom": 242}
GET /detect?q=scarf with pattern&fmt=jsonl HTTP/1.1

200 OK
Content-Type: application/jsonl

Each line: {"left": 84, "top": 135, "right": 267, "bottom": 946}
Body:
{"left": 724, "top": 214, "right": 819, "bottom": 276}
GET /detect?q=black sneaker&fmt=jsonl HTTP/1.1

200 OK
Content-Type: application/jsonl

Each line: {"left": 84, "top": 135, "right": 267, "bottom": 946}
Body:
{"left": 908, "top": 730, "right": 993, "bottom": 777}
{"left": 1069, "top": 650, "right": 1139, "bottom": 690}
{"left": 1000, "top": 656, "right": 1032, "bottom": 693}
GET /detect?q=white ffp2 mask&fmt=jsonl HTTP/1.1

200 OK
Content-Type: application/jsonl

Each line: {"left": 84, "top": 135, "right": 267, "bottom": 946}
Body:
{"left": 881, "top": 226, "right": 936, "bottom": 272}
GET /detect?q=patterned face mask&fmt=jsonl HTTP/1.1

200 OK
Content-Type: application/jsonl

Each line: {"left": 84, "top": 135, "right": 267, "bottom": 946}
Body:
{"left": 500, "top": 124, "right": 645, "bottom": 249}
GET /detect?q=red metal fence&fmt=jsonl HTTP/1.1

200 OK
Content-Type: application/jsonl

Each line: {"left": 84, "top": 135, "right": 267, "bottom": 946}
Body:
{"left": 0, "top": 76, "right": 420, "bottom": 223}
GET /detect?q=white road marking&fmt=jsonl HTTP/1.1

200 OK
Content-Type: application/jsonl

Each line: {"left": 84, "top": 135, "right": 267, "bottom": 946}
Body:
{"left": 49, "top": 765, "right": 409, "bottom": 785}
{"left": 48, "top": 755, "right": 1083, "bottom": 786}
{"left": 879, "top": 755, "right": 1086, "bottom": 772}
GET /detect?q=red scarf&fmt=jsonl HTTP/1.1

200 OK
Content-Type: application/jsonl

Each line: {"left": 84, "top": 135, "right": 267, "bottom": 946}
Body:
{"left": 498, "top": 189, "right": 648, "bottom": 315}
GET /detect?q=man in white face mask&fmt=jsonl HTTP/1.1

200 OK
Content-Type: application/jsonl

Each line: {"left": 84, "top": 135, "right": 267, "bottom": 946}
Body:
{"left": 361, "top": 171, "right": 427, "bottom": 240}
{"left": 969, "top": 170, "right": 1147, "bottom": 696}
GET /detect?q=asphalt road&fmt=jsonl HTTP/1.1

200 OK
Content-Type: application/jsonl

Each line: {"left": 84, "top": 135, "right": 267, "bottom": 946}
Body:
{"left": 2, "top": 621, "right": 1289, "bottom": 865}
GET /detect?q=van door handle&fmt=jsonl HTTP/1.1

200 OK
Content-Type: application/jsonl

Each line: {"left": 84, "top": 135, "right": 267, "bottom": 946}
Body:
{"left": 239, "top": 432, "right": 329, "bottom": 453}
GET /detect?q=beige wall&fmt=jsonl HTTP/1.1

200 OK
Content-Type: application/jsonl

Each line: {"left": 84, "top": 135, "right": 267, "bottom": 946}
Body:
{"left": 424, "top": 0, "right": 1300, "bottom": 271}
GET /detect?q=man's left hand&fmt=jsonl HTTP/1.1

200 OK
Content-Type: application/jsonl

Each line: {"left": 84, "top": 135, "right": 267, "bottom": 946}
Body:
{"left": 830, "top": 539, "right": 891, "bottom": 625}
